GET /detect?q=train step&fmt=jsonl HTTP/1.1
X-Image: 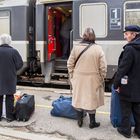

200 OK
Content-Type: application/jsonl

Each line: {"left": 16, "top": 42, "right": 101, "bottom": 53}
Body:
{"left": 54, "top": 65, "right": 68, "bottom": 71}
{"left": 50, "top": 80, "right": 69, "bottom": 85}
{"left": 55, "top": 58, "right": 67, "bottom": 66}
{"left": 51, "top": 73, "right": 69, "bottom": 78}
{"left": 55, "top": 58, "right": 67, "bottom": 63}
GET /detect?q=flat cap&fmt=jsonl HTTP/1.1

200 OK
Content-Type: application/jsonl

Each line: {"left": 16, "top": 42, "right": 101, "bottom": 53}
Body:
{"left": 123, "top": 25, "right": 140, "bottom": 33}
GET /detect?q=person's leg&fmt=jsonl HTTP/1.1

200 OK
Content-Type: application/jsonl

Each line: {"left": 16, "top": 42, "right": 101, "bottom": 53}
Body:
{"left": 0, "top": 95, "right": 3, "bottom": 120}
{"left": 117, "top": 99, "right": 132, "bottom": 138}
{"left": 132, "top": 102, "right": 140, "bottom": 138}
{"left": 75, "top": 108, "right": 84, "bottom": 127}
{"left": 88, "top": 110, "right": 100, "bottom": 128}
{"left": 5, "top": 95, "right": 15, "bottom": 122}
{"left": 62, "top": 38, "right": 69, "bottom": 59}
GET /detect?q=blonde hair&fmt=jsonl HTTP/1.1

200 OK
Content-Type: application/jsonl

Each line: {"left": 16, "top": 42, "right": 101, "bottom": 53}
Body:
{"left": 82, "top": 28, "right": 96, "bottom": 43}
{"left": 0, "top": 34, "right": 12, "bottom": 45}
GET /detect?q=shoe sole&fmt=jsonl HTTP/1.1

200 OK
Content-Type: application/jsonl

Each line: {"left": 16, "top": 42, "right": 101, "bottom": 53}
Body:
{"left": 117, "top": 129, "right": 131, "bottom": 138}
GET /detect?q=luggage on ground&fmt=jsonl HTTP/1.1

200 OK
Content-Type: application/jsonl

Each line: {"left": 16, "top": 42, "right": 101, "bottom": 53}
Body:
{"left": 110, "top": 85, "right": 135, "bottom": 127}
{"left": 15, "top": 94, "right": 35, "bottom": 121}
{"left": 51, "top": 96, "right": 78, "bottom": 119}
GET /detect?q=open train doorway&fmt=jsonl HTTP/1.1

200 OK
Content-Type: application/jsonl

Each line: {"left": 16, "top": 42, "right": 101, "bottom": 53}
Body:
{"left": 46, "top": 2, "right": 72, "bottom": 61}
{"left": 44, "top": 1, "right": 72, "bottom": 85}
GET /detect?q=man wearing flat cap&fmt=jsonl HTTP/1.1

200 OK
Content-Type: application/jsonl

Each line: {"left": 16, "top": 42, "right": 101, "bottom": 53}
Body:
{"left": 113, "top": 25, "right": 140, "bottom": 138}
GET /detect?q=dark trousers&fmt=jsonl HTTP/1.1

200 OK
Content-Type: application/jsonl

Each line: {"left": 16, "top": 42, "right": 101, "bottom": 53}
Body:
{"left": 0, "top": 95, "right": 14, "bottom": 119}
{"left": 120, "top": 99, "right": 140, "bottom": 135}
{"left": 62, "top": 37, "right": 70, "bottom": 59}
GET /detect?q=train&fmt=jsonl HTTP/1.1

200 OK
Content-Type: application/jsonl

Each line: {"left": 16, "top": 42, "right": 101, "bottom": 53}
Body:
{"left": 0, "top": 0, "right": 140, "bottom": 88}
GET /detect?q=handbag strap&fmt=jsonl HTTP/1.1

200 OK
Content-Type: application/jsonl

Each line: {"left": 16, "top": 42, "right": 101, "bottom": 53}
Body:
{"left": 74, "top": 43, "right": 93, "bottom": 66}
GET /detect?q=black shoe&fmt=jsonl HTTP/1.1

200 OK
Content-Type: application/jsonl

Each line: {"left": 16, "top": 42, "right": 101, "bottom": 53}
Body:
{"left": 89, "top": 113, "right": 100, "bottom": 129}
{"left": 77, "top": 111, "right": 84, "bottom": 127}
{"left": 78, "top": 119, "right": 83, "bottom": 127}
{"left": 62, "top": 56, "right": 67, "bottom": 59}
{"left": 89, "top": 122, "right": 100, "bottom": 129}
{"left": 134, "top": 129, "right": 140, "bottom": 138}
{"left": 117, "top": 127, "right": 131, "bottom": 138}
{"left": 7, "top": 118, "right": 15, "bottom": 123}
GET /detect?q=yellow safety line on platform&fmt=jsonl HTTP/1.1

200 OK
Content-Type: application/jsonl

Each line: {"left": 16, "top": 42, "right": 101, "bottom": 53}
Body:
{"left": 36, "top": 104, "right": 53, "bottom": 109}
{"left": 35, "top": 104, "right": 110, "bottom": 115}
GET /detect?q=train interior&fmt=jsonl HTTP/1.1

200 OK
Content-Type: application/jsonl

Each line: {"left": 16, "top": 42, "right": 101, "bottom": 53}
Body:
{"left": 46, "top": 3, "right": 72, "bottom": 85}
{"left": 47, "top": 4, "right": 72, "bottom": 60}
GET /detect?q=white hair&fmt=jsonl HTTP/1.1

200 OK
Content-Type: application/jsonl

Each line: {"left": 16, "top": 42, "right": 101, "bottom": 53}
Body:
{"left": 0, "top": 34, "right": 12, "bottom": 45}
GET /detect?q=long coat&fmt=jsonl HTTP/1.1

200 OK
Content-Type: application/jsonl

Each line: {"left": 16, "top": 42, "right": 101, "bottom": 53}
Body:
{"left": 0, "top": 44, "right": 23, "bottom": 95}
{"left": 67, "top": 43, "right": 107, "bottom": 110}
{"left": 114, "top": 35, "right": 140, "bottom": 102}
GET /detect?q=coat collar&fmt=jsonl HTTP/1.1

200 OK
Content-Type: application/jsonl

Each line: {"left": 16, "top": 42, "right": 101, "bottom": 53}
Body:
{"left": 0, "top": 44, "right": 12, "bottom": 48}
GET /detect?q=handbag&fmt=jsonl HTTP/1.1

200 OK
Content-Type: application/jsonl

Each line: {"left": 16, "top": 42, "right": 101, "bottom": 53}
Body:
{"left": 51, "top": 95, "right": 78, "bottom": 119}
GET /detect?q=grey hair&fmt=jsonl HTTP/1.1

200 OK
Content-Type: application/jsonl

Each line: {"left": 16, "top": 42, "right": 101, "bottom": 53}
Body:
{"left": 82, "top": 27, "right": 96, "bottom": 43}
{"left": 0, "top": 34, "right": 12, "bottom": 45}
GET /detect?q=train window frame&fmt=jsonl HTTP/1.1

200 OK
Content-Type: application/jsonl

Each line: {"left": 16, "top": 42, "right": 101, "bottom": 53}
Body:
{"left": 0, "top": 10, "right": 11, "bottom": 35}
{"left": 79, "top": 3, "right": 108, "bottom": 38}
{"left": 124, "top": 1, "right": 140, "bottom": 28}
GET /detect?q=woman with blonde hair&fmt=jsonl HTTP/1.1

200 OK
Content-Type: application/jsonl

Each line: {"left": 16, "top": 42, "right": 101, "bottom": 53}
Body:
{"left": 67, "top": 28, "right": 107, "bottom": 128}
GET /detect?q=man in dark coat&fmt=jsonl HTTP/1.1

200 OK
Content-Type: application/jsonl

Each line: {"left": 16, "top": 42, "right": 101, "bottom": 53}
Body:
{"left": 114, "top": 25, "right": 140, "bottom": 138}
{"left": 0, "top": 34, "right": 23, "bottom": 122}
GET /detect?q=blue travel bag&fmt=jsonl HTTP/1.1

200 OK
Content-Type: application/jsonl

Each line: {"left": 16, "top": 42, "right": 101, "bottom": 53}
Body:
{"left": 51, "top": 96, "right": 78, "bottom": 119}
{"left": 110, "top": 85, "right": 135, "bottom": 127}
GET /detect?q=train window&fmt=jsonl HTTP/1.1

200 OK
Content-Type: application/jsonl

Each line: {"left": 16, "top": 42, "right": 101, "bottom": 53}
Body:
{"left": 0, "top": 11, "right": 10, "bottom": 35}
{"left": 124, "top": 2, "right": 140, "bottom": 26}
{"left": 125, "top": 2, "right": 140, "bottom": 9}
{"left": 79, "top": 3, "right": 107, "bottom": 38}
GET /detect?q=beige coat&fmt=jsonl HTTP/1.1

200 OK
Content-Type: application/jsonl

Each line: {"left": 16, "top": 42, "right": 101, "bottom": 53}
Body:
{"left": 67, "top": 43, "right": 107, "bottom": 110}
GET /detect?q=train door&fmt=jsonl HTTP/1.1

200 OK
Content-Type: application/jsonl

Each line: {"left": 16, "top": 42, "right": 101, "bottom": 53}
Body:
{"left": 46, "top": 2, "right": 72, "bottom": 61}
{"left": 44, "top": 1, "right": 72, "bottom": 85}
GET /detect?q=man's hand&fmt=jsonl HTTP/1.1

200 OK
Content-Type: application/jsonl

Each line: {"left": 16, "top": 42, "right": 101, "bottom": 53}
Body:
{"left": 115, "top": 87, "right": 120, "bottom": 93}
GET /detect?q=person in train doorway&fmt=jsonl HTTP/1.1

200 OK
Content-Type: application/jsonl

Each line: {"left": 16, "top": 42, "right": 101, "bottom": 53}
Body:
{"left": 113, "top": 25, "right": 140, "bottom": 138}
{"left": 0, "top": 34, "right": 23, "bottom": 122}
{"left": 67, "top": 28, "right": 107, "bottom": 128}
{"left": 60, "top": 14, "right": 72, "bottom": 59}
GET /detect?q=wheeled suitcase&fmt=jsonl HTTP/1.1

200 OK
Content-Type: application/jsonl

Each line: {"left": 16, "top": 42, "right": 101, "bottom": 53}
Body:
{"left": 110, "top": 85, "right": 135, "bottom": 127}
{"left": 15, "top": 94, "right": 35, "bottom": 121}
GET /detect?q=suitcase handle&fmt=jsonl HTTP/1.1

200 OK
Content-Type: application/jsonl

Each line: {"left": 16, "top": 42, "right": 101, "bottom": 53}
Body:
{"left": 23, "top": 94, "right": 27, "bottom": 97}
{"left": 20, "top": 94, "right": 28, "bottom": 100}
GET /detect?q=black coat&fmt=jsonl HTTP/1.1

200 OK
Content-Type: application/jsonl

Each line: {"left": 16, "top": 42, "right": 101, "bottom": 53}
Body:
{"left": 0, "top": 44, "right": 23, "bottom": 95}
{"left": 114, "top": 35, "right": 140, "bottom": 102}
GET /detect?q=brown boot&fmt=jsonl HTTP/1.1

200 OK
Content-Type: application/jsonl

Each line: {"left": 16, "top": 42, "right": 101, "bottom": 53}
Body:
{"left": 89, "top": 114, "right": 100, "bottom": 129}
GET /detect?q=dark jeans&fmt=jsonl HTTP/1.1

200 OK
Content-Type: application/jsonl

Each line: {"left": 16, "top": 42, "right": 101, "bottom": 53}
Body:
{"left": 120, "top": 99, "right": 140, "bottom": 135}
{"left": 0, "top": 95, "right": 14, "bottom": 119}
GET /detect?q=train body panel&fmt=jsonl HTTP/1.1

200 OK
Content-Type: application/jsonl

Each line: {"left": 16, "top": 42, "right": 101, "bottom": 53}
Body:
{"left": 73, "top": 0, "right": 140, "bottom": 80}
{"left": 0, "top": 0, "right": 31, "bottom": 75}
{"left": 0, "top": 0, "right": 140, "bottom": 85}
